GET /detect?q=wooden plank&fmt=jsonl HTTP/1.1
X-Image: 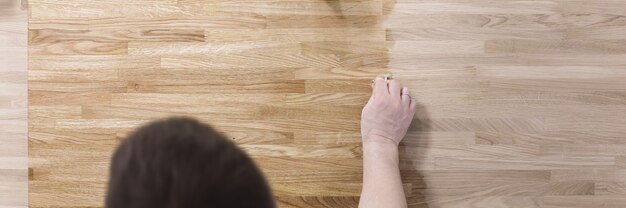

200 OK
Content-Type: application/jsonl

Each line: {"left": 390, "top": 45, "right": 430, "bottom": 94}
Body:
{"left": 203, "top": 0, "right": 383, "bottom": 16}
{"left": 205, "top": 28, "right": 386, "bottom": 42}
{"left": 542, "top": 196, "right": 626, "bottom": 208}
{"left": 276, "top": 196, "right": 359, "bottom": 208}
{"left": 30, "top": 41, "right": 128, "bottom": 55}
{"left": 485, "top": 40, "right": 626, "bottom": 54}
{"left": 29, "top": 29, "right": 205, "bottom": 44}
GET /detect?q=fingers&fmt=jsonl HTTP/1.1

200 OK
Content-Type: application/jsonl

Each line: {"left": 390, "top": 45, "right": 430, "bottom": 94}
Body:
{"left": 373, "top": 76, "right": 389, "bottom": 98}
{"left": 401, "top": 87, "right": 411, "bottom": 108}
{"left": 389, "top": 79, "right": 402, "bottom": 100}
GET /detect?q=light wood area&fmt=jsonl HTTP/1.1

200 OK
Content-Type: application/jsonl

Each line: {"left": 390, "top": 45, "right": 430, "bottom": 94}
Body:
{"left": 0, "top": 0, "right": 28, "bottom": 207}
{"left": 28, "top": 0, "right": 626, "bottom": 207}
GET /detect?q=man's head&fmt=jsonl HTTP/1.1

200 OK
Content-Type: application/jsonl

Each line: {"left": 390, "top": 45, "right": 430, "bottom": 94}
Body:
{"left": 105, "top": 117, "right": 274, "bottom": 208}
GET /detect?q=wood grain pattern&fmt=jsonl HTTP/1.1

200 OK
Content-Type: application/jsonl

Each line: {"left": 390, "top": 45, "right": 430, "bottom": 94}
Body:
{"left": 1, "top": 1, "right": 27, "bottom": 207}
{"left": 28, "top": 0, "right": 626, "bottom": 208}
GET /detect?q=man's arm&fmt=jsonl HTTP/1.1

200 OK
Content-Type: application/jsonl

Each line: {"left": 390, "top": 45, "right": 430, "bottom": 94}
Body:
{"left": 359, "top": 76, "right": 415, "bottom": 208}
{"left": 360, "top": 138, "right": 406, "bottom": 208}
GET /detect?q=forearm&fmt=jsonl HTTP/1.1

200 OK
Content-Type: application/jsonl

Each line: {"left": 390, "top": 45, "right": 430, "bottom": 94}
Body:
{"left": 359, "top": 138, "right": 407, "bottom": 208}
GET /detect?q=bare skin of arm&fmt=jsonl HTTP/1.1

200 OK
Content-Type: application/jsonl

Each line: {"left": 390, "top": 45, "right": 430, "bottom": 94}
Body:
{"left": 359, "top": 76, "right": 416, "bottom": 208}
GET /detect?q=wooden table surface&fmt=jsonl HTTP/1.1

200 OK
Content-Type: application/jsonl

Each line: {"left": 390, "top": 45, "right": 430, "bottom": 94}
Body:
{"left": 28, "top": 0, "right": 626, "bottom": 207}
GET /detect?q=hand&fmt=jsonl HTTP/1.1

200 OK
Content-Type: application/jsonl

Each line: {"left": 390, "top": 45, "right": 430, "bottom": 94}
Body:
{"left": 361, "top": 76, "right": 416, "bottom": 146}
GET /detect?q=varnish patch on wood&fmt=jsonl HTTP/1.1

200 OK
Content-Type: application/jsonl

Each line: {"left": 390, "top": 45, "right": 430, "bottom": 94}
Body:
{"left": 28, "top": 0, "right": 392, "bottom": 207}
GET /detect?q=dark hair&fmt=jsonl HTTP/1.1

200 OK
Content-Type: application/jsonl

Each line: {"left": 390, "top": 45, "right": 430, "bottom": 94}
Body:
{"left": 105, "top": 117, "right": 274, "bottom": 208}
